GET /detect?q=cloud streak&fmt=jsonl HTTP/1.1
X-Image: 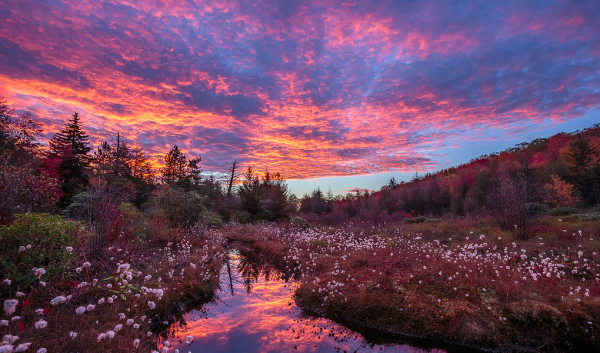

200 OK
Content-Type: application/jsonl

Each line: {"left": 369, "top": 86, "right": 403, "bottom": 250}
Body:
{"left": 0, "top": 0, "right": 599, "bottom": 178}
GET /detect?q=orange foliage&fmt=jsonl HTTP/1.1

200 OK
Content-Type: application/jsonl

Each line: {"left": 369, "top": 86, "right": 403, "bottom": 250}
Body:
{"left": 543, "top": 175, "right": 579, "bottom": 207}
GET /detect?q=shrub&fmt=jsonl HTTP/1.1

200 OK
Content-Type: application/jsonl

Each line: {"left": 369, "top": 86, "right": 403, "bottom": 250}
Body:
{"left": 486, "top": 175, "right": 534, "bottom": 239}
{"left": 202, "top": 212, "right": 224, "bottom": 228}
{"left": 0, "top": 214, "right": 79, "bottom": 290}
{"left": 403, "top": 216, "right": 426, "bottom": 224}
{"left": 118, "top": 202, "right": 149, "bottom": 240}
{"left": 150, "top": 185, "right": 206, "bottom": 228}
{"left": 234, "top": 211, "right": 253, "bottom": 224}
{"left": 574, "top": 213, "right": 600, "bottom": 221}
{"left": 290, "top": 216, "right": 310, "bottom": 230}
{"left": 0, "top": 164, "right": 60, "bottom": 224}
{"left": 549, "top": 207, "right": 579, "bottom": 216}
{"left": 527, "top": 203, "right": 550, "bottom": 216}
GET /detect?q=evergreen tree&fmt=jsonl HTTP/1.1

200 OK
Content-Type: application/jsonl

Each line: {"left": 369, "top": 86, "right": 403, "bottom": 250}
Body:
{"left": 237, "top": 166, "right": 262, "bottom": 218}
{"left": 92, "top": 132, "right": 133, "bottom": 179}
{"left": 129, "top": 143, "right": 155, "bottom": 183}
{"left": 161, "top": 145, "right": 202, "bottom": 189}
{"left": 46, "top": 112, "right": 93, "bottom": 208}
{"left": 48, "top": 112, "right": 93, "bottom": 160}
{"left": 564, "top": 134, "right": 598, "bottom": 203}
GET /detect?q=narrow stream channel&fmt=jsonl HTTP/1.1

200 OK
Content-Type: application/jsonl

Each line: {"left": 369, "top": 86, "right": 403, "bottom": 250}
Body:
{"left": 167, "top": 249, "right": 448, "bottom": 353}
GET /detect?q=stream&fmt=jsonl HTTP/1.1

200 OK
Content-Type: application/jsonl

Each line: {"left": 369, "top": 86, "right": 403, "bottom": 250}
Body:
{"left": 165, "top": 248, "right": 449, "bottom": 353}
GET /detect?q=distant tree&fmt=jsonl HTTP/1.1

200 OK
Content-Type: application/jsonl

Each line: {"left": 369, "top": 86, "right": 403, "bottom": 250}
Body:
{"left": 300, "top": 188, "right": 332, "bottom": 215}
{"left": 161, "top": 145, "right": 201, "bottom": 189}
{"left": 46, "top": 112, "right": 93, "bottom": 208}
{"left": 564, "top": 135, "right": 597, "bottom": 176}
{"left": 92, "top": 132, "right": 133, "bottom": 179}
{"left": 0, "top": 98, "right": 42, "bottom": 164}
{"left": 564, "top": 135, "right": 598, "bottom": 203}
{"left": 48, "top": 112, "right": 93, "bottom": 161}
{"left": 237, "top": 167, "right": 293, "bottom": 222}
{"left": 543, "top": 175, "right": 579, "bottom": 207}
{"left": 226, "top": 161, "right": 239, "bottom": 198}
{"left": 237, "top": 167, "right": 262, "bottom": 219}
{"left": 260, "top": 170, "right": 293, "bottom": 221}
{"left": 129, "top": 143, "right": 155, "bottom": 183}
{"left": 486, "top": 174, "right": 534, "bottom": 239}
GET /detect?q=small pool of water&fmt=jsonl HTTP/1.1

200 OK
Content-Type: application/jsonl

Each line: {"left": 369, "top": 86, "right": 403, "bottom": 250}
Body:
{"left": 167, "top": 249, "right": 447, "bottom": 353}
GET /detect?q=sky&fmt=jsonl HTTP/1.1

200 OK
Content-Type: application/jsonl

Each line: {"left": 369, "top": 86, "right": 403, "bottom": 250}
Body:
{"left": 1, "top": 0, "right": 599, "bottom": 196}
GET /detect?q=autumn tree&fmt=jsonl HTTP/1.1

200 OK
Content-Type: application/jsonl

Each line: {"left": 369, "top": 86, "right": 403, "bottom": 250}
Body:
{"left": 0, "top": 98, "right": 59, "bottom": 222}
{"left": 543, "top": 175, "right": 579, "bottom": 207}
{"left": 0, "top": 98, "right": 43, "bottom": 164}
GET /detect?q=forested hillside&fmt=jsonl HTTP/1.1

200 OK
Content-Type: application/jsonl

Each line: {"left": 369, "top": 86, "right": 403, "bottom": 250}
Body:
{"left": 299, "top": 124, "right": 600, "bottom": 232}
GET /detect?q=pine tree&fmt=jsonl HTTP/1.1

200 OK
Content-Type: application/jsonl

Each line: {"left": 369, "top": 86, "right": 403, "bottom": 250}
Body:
{"left": 564, "top": 134, "right": 598, "bottom": 202}
{"left": 129, "top": 143, "right": 155, "bottom": 183}
{"left": 162, "top": 145, "right": 186, "bottom": 183}
{"left": 47, "top": 112, "right": 93, "bottom": 208}
{"left": 48, "top": 112, "right": 93, "bottom": 161}
{"left": 161, "top": 145, "right": 202, "bottom": 188}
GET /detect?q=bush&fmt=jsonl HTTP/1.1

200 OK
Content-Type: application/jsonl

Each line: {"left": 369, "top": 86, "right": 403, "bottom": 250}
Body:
{"left": 403, "top": 216, "right": 426, "bottom": 224}
{"left": 549, "top": 207, "right": 580, "bottom": 216}
{"left": 202, "top": 212, "right": 224, "bottom": 228}
{"left": 150, "top": 185, "right": 206, "bottom": 228}
{"left": 527, "top": 203, "right": 550, "bottom": 216}
{"left": 234, "top": 211, "right": 253, "bottom": 224}
{"left": 574, "top": 213, "right": 600, "bottom": 221}
{"left": 0, "top": 214, "right": 79, "bottom": 290}
{"left": 118, "top": 202, "right": 149, "bottom": 240}
{"left": 486, "top": 175, "right": 534, "bottom": 239}
{"left": 0, "top": 164, "right": 60, "bottom": 224}
{"left": 290, "top": 216, "right": 310, "bottom": 230}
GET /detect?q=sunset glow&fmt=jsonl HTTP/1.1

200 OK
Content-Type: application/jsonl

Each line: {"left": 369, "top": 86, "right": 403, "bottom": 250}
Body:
{"left": 1, "top": 0, "right": 599, "bottom": 181}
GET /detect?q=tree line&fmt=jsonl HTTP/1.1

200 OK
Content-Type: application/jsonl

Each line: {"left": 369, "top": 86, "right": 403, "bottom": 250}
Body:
{"left": 296, "top": 124, "right": 600, "bottom": 238}
{"left": 0, "top": 98, "right": 295, "bottom": 228}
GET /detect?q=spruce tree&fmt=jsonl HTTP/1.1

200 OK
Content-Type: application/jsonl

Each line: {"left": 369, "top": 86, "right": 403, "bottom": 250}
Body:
{"left": 48, "top": 112, "right": 93, "bottom": 159}
{"left": 47, "top": 112, "right": 93, "bottom": 208}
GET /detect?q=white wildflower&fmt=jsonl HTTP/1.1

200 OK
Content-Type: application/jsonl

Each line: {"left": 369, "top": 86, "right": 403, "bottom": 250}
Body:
{"left": 32, "top": 268, "right": 45, "bottom": 279}
{"left": 14, "top": 343, "right": 31, "bottom": 352}
{"left": 34, "top": 320, "right": 47, "bottom": 329}
{"left": 3, "top": 300, "right": 18, "bottom": 315}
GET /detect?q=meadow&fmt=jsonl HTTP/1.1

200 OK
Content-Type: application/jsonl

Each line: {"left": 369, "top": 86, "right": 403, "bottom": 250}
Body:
{"left": 3, "top": 211, "right": 600, "bottom": 352}
{"left": 0, "top": 214, "right": 226, "bottom": 353}
{"left": 221, "top": 214, "right": 600, "bottom": 352}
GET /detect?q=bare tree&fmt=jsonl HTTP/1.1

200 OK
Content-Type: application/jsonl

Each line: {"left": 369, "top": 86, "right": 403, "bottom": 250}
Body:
{"left": 486, "top": 174, "right": 534, "bottom": 239}
{"left": 226, "top": 160, "right": 239, "bottom": 198}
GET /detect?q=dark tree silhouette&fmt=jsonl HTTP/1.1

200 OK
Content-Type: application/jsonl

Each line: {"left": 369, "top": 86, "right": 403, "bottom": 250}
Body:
{"left": 46, "top": 112, "right": 93, "bottom": 208}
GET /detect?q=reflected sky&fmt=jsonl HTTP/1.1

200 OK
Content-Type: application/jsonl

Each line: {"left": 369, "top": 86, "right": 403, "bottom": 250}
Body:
{"left": 167, "top": 250, "right": 446, "bottom": 353}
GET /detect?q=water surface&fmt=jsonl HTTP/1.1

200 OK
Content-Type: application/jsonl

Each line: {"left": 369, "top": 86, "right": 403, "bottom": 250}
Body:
{"left": 169, "top": 249, "right": 447, "bottom": 353}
